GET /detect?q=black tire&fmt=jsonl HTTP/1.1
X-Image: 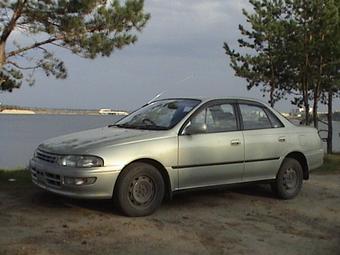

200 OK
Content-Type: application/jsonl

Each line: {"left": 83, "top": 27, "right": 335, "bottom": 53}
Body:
{"left": 114, "top": 162, "right": 165, "bottom": 217}
{"left": 271, "top": 158, "right": 303, "bottom": 199}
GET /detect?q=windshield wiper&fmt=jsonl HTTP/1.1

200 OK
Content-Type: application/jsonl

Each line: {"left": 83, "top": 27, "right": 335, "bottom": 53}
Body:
{"left": 136, "top": 124, "right": 168, "bottom": 130}
{"left": 109, "top": 123, "right": 167, "bottom": 130}
{"left": 109, "top": 123, "right": 140, "bottom": 129}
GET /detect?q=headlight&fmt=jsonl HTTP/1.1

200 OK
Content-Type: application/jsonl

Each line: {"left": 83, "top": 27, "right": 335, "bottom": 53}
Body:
{"left": 58, "top": 155, "right": 104, "bottom": 168}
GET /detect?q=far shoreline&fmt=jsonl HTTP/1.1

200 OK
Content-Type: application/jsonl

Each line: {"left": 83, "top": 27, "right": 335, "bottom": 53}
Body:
{"left": 0, "top": 108, "right": 129, "bottom": 116}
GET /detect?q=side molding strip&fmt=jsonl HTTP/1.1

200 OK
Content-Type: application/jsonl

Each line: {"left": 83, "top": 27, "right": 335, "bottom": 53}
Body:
{"left": 172, "top": 157, "right": 280, "bottom": 169}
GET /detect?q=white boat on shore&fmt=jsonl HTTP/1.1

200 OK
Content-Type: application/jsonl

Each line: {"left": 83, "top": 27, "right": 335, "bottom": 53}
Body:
{"left": 99, "top": 108, "right": 128, "bottom": 115}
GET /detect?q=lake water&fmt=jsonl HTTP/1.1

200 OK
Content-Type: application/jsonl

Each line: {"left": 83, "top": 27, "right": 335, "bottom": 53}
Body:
{"left": 0, "top": 115, "right": 121, "bottom": 169}
{"left": 0, "top": 114, "right": 339, "bottom": 169}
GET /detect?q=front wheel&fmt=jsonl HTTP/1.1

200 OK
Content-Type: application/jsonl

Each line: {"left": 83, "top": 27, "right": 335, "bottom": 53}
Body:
{"left": 271, "top": 158, "right": 303, "bottom": 199}
{"left": 114, "top": 162, "right": 165, "bottom": 217}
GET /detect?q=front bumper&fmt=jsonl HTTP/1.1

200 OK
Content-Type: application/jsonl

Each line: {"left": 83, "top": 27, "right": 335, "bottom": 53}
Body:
{"left": 29, "top": 158, "right": 120, "bottom": 199}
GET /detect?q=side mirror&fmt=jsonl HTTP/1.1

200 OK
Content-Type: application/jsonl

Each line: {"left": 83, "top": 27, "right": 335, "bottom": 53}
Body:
{"left": 183, "top": 122, "right": 207, "bottom": 135}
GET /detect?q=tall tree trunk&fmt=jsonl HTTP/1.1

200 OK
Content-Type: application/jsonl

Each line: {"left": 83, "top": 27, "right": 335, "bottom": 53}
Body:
{"left": 269, "top": 82, "right": 275, "bottom": 107}
{"left": 269, "top": 51, "right": 275, "bottom": 108}
{"left": 327, "top": 90, "right": 333, "bottom": 154}
{"left": 313, "top": 87, "right": 319, "bottom": 129}
{"left": 314, "top": 52, "right": 323, "bottom": 129}
{"left": 0, "top": 41, "right": 5, "bottom": 88}
{"left": 305, "top": 102, "right": 310, "bottom": 125}
{"left": 0, "top": 41, "right": 5, "bottom": 68}
{"left": 303, "top": 88, "right": 310, "bottom": 125}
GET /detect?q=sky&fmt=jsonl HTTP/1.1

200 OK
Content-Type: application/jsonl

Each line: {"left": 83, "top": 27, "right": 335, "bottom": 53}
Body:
{"left": 1, "top": 0, "right": 339, "bottom": 112}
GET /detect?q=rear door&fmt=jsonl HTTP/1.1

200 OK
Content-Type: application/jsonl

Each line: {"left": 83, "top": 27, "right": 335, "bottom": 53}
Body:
{"left": 239, "top": 103, "right": 286, "bottom": 181}
{"left": 177, "top": 100, "right": 245, "bottom": 189}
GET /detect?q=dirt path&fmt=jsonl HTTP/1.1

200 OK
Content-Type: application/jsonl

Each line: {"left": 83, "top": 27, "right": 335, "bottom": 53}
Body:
{"left": 0, "top": 172, "right": 339, "bottom": 255}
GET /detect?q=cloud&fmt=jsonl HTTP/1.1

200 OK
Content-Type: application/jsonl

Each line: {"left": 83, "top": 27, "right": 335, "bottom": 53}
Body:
{"left": 5, "top": 0, "right": 335, "bottom": 112}
{"left": 122, "top": 0, "right": 251, "bottom": 59}
{"left": 144, "top": 0, "right": 249, "bottom": 37}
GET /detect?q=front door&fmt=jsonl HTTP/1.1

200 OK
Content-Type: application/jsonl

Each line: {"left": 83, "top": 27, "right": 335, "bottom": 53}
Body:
{"left": 177, "top": 101, "right": 245, "bottom": 189}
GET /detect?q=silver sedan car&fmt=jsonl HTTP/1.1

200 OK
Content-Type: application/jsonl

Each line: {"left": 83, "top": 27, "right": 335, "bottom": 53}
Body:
{"left": 29, "top": 98, "right": 324, "bottom": 216}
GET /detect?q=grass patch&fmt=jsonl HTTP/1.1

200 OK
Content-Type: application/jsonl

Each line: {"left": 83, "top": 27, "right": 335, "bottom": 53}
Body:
{"left": 314, "top": 154, "right": 340, "bottom": 173}
{"left": 0, "top": 169, "right": 32, "bottom": 187}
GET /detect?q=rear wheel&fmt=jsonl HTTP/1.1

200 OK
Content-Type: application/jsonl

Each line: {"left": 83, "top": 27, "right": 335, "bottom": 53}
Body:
{"left": 271, "top": 158, "right": 303, "bottom": 199}
{"left": 114, "top": 162, "right": 164, "bottom": 217}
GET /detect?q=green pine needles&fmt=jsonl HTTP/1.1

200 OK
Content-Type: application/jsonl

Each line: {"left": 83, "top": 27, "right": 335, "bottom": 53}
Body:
{"left": 0, "top": 0, "right": 150, "bottom": 92}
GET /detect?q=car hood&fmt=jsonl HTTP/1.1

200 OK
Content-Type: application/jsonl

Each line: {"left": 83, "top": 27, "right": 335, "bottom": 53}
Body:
{"left": 39, "top": 126, "right": 169, "bottom": 154}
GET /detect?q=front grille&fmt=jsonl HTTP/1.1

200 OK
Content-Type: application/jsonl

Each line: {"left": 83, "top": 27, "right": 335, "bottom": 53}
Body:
{"left": 45, "top": 172, "right": 61, "bottom": 187}
{"left": 31, "top": 167, "right": 61, "bottom": 187}
{"left": 36, "top": 149, "right": 58, "bottom": 164}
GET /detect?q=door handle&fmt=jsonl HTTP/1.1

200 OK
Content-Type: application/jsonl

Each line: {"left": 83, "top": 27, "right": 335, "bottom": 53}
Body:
{"left": 278, "top": 136, "right": 286, "bottom": 142}
{"left": 230, "top": 139, "right": 241, "bottom": 145}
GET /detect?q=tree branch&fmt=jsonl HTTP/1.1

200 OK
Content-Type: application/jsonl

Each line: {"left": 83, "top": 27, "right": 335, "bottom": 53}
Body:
{"left": 6, "top": 35, "right": 63, "bottom": 57}
{"left": 7, "top": 60, "right": 40, "bottom": 70}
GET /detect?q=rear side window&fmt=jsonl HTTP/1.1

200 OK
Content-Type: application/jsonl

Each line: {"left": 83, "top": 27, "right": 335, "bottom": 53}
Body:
{"left": 240, "top": 104, "right": 272, "bottom": 130}
{"left": 264, "top": 109, "right": 284, "bottom": 128}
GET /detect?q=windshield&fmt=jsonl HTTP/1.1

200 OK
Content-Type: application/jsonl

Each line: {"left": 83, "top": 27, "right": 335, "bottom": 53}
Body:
{"left": 114, "top": 99, "right": 201, "bottom": 130}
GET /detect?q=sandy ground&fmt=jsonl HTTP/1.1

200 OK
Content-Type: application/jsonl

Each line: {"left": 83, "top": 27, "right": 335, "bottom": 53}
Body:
{"left": 0, "top": 109, "right": 36, "bottom": 114}
{"left": 0, "top": 172, "right": 339, "bottom": 255}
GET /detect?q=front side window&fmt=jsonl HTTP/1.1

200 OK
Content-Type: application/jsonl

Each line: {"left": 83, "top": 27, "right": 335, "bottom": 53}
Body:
{"left": 189, "top": 103, "right": 238, "bottom": 133}
{"left": 114, "top": 99, "right": 200, "bottom": 130}
{"left": 240, "top": 104, "right": 272, "bottom": 130}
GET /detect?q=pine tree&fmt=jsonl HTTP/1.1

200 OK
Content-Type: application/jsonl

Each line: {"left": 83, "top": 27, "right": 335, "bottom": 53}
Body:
{"left": 225, "top": 0, "right": 340, "bottom": 153}
{"left": 224, "top": 0, "right": 289, "bottom": 107}
{"left": 285, "top": 0, "right": 339, "bottom": 127}
{"left": 0, "top": 0, "right": 150, "bottom": 92}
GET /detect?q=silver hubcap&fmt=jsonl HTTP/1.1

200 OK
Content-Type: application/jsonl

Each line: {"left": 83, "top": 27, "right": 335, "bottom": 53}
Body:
{"left": 282, "top": 168, "right": 297, "bottom": 190}
{"left": 129, "top": 176, "right": 155, "bottom": 206}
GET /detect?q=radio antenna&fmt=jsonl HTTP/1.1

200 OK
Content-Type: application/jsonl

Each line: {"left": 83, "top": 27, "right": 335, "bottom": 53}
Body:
{"left": 147, "top": 91, "right": 165, "bottom": 104}
{"left": 147, "top": 73, "right": 194, "bottom": 104}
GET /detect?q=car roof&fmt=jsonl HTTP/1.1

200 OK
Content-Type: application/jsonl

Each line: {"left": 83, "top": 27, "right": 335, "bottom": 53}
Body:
{"left": 156, "top": 96, "right": 270, "bottom": 106}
